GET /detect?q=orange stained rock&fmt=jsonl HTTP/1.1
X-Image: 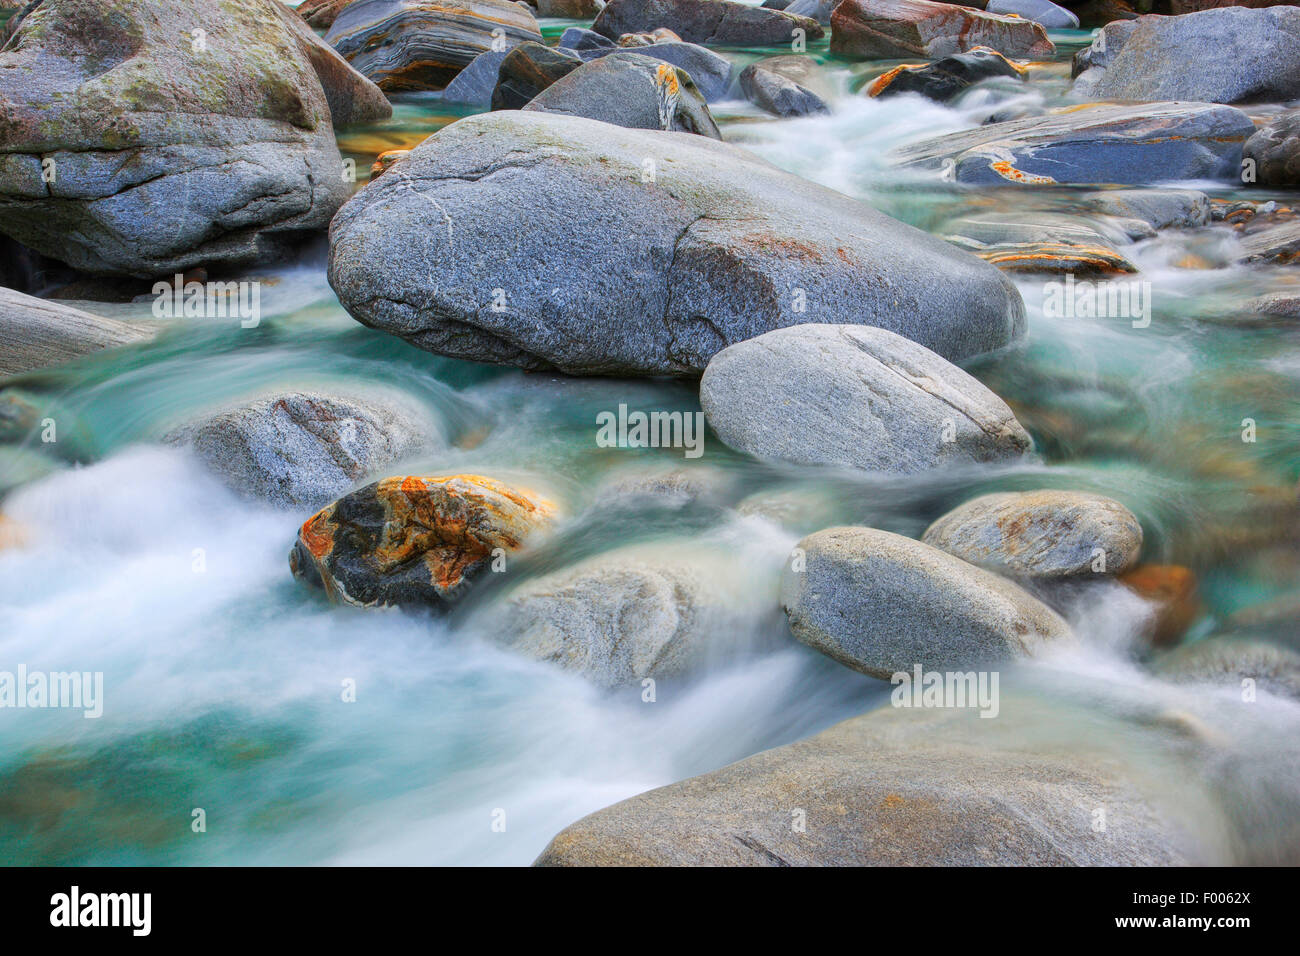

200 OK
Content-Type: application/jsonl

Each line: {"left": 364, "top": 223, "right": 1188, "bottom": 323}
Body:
{"left": 1120, "top": 564, "right": 1201, "bottom": 647}
{"left": 989, "top": 160, "right": 1055, "bottom": 184}
{"left": 370, "top": 149, "right": 411, "bottom": 179}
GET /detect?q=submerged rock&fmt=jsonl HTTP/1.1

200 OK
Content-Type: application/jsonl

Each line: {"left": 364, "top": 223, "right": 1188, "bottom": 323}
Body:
{"left": 868, "top": 48, "right": 1026, "bottom": 103}
{"left": 739, "top": 64, "right": 829, "bottom": 117}
{"left": 491, "top": 42, "right": 583, "bottom": 110}
{"left": 0, "top": 0, "right": 390, "bottom": 278}
{"left": 1072, "top": 8, "right": 1300, "bottom": 105}
{"left": 1243, "top": 111, "right": 1300, "bottom": 187}
{"left": 0, "top": 288, "right": 154, "bottom": 376}
{"left": 922, "top": 490, "right": 1144, "bottom": 579}
{"left": 1078, "top": 188, "right": 1211, "bottom": 230}
{"left": 592, "top": 0, "right": 823, "bottom": 46}
{"left": 329, "top": 111, "right": 1025, "bottom": 377}
{"left": 166, "top": 390, "right": 442, "bottom": 510}
{"left": 941, "top": 212, "right": 1137, "bottom": 275}
{"left": 326, "top": 0, "right": 543, "bottom": 91}
{"left": 700, "top": 325, "right": 1031, "bottom": 474}
{"left": 536, "top": 697, "right": 1205, "bottom": 865}
{"left": 290, "top": 474, "right": 557, "bottom": 610}
{"left": 522, "top": 51, "right": 721, "bottom": 138}
{"left": 831, "top": 0, "right": 1054, "bottom": 60}
{"left": 328, "top": 112, "right": 1025, "bottom": 377}
{"left": 781, "top": 527, "right": 1071, "bottom": 679}
{"left": 1238, "top": 221, "right": 1300, "bottom": 264}
{"left": 893, "top": 102, "right": 1255, "bottom": 186}
{"left": 1120, "top": 564, "right": 1201, "bottom": 648}
{"left": 1155, "top": 638, "right": 1300, "bottom": 702}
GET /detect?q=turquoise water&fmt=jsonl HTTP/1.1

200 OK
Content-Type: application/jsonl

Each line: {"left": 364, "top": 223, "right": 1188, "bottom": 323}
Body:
{"left": 1, "top": 18, "right": 1298, "bottom": 864}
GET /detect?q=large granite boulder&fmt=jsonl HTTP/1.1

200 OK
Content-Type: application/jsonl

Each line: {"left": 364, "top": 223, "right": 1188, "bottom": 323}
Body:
{"left": 536, "top": 696, "right": 1212, "bottom": 865}
{"left": 781, "top": 527, "right": 1071, "bottom": 679}
{"left": 491, "top": 42, "right": 584, "bottom": 110}
{"left": 893, "top": 102, "right": 1256, "bottom": 185}
{"left": 0, "top": 287, "right": 155, "bottom": 376}
{"left": 831, "top": 0, "right": 1054, "bottom": 60}
{"left": 165, "top": 390, "right": 443, "bottom": 510}
{"left": 699, "top": 325, "right": 1031, "bottom": 473}
{"left": 1243, "top": 110, "right": 1300, "bottom": 187}
{"left": 592, "top": 0, "right": 823, "bottom": 46}
{"left": 573, "top": 39, "right": 735, "bottom": 102}
{"left": 523, "top": 52, "right": 721, "bottom": 137}
{"left": 1072, "top": 8, "right": 1300, "bottom": 105}
{"left": 325, "top": 0, "right": 543, "bottom": 91}
{"left": 0, "top": 0, "right": 390, "bottom": 278}
{"left": 987, "top": 0, "right": 1077, "bottom": 28}
{"left": 290, "top": 474, "right": 558, "bottom": 610}
{"left": 328, "top": 111, "right": 1026, "bottom": 377}
{"left": 922, "top": 490, "right": 1144, "bottom": 579}
{"left": 739, "top": 64, "right": 829, "bottom": 117}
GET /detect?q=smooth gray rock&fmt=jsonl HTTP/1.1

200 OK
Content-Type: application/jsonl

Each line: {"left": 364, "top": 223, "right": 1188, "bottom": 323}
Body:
{"left": 783, "top": 0, "right": 835, "bottom": 24}
{"left": 831, "top": 0, "right": 1054, "bottom": 59}
{"left": 326, "top": 0, "right": 543, "bottom": 91}
{"left": 522, "top": 51, "right": 720, "bottom": 137}
{"left": 1072, "top": 8, "right": 1300, "bottom": 105}
{"left": 699, "top": 325, "right": 1031, "bottom": 474}
{"left": 923, "top": 490, "right": 1144, "bottom": 579}
{"left": 599, "top": 41, "right": 735, "bottom": 102}
{"left": 747, "top": 53, "right": 834, "bottom": 101}
{"left": 781, "top": 527, "right": 1071, "bottom": 679}
{"left": 1079, "top": 188, "right": 1211, "bottom": 230}
{"left": 739, "top": 64, "right": 828, "bottom": 117}
{"left": 0, "top": 0, "right": 391, "bottom": 279}
{"left": 536, "top": 696, "right": 1208, "bottom": 865}
{"left": 1238, "top": 220, "right": 1300, "bottom": 264}
{"left": 492, "top": 42, "right": 584, "bottom": 111}
{"left": 593, "top": 0, "right": 823, "bottom": 46}
{"left": 1243, "top": 110, "right": 1300, "bottom": 187}
{"left": 440, "top": 49, "right": 511, "bottom": 107}
{"left": 165, "top": 390, "right": 442, "bottom": 509}
{"left": 0, "top": 288, "right": 155, "bottom": 376}
{"left": 893, "top": 102, "right": 1256, "bottom": 186}
{"left": 328, "top": 111, "right": 1027, "bottom": 377}
{"left": 1156, "top": 639, "right": 1300, "bottom": 702}
{"left": 559, "top": 27, "right": 618, "bottom": 53}
{"left": 986, "top": 0, "right": 1077, "bottom": 29}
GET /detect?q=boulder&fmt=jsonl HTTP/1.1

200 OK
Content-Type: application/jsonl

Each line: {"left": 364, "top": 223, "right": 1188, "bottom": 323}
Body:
{"left": 289, "top": 474, "right": 558, "bottom": 609}
{"left": 1078, "top": 188, "right": 1211, "bottom": 229}
{"left": 592, "top": 41, "right": 735, "bottom": 102}
{"left": 1120, "top": 564, "right": 1201, "bottom": 647}
{"left": 327, "top": 111, "right": 1026, "bottom": 377}
{"left": 478, "top": 544, "right": 751, "bottom": 686}
{"left": 893, "top": 102, "right": 1255, "bottom": 186}
{"left": 165, "top": 390, "right": 442, "bottom": 510}
{"left": 986, "top": 0, "right": 1077, "bottom": 27}
{"left": 700, "top": 324, "right": 1030, "bottom": 473}
{"left": 440, "top": 49, "right": 512, "bottom": 107}
{"left": 558, "top": 27, "right": 619, "bottom": 53}
{"left": 1155, "top": 638, "right": 1300, "bottom": 701}
{"left": 536, "top": 697, "right": 1205, "bottom": 865}
{"left": 739, "top": 64, "right": 829, "bottom": 117}
{"left": 868, "top": 48, "right": 1026, "bottom": 103}
{"left": 746, "top": 53, "right": 834, "bottom": 101}
{"left": 592, "top": 0, "right": 824, "bottom": 46}
{"left": 1238, "top": 220, "right": 1300, "bottom": 264}
{"left": 297, "top": 0, "right": 355, "bottom": 27}
{"left": 0, "top": 287, "right": 155, "bottom": 376}
{"left": 940, "top": 212, "right": 1137, "bottom": 275}
{"left": 1072, "top": 8, "right": 1300, "bottom": 105}
{"left": 325, "top": 0, "right": 543, "bottom": 91}
{"left": 1243, "top": 111, "right": 1300, "bottom": 187}
{"left": 0, "top": 0, "right": 391, "bottom": 278}
{"left": 531, "top": 0, "right": 604, "bottom": 15}
{"left": 522, "top": 52, "right": 720, "bottom": 137}
{"left": 830, "top": 0, "right": 1054, "bottom": 60}
{"left": 781, "top": 527, "right": 1071, "bottom": 679}
{"left": 921, "top": 490, "right": 1144, "bottom": 579}
{"left": 783, "top": 0, "right": 836, "bottom": 23}
{"left": 491, "top": 42, "right": 583, "bottom": 110}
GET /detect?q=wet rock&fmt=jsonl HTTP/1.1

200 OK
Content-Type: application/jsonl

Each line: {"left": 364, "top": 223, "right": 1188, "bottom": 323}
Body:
{"left": 986, "top": 0, "right": 1077, "bottom": 28}
{"left": 941, "top": 212, "right": 1137, "bottom": 275}
{"left": 700, "top": 325, "right": 1031, "bottom": 473}
{"left": 739, "top": 64, "right": 828, "bottom": 117}
{"left": 0, "top": 288, "right": 155, "bottom": 376}
{"left": 369, "top": 149, "right": 412, "bottom": 180}
{"left": 530, "top": 0, "right": 604, "bottom": 15}
{"left": 1155, "top": 638, "right": 1300, "bottom": 701}
{"left": 781, "top": 527, "right": 1071, "bottom": 680}
{"left": 559, "top": 27, "right": 618, "bottom": 54}
{"left": 592, "top": 0, "right": 824, "bottom": 47}
{"left": 1079, "top": 188, "right": 1211, "bottom": 230}
{"left": 1072, "top": 8, "right": 1300, "bottom": 105}
{"left": 1120, "top": 564, "right": 1201, "bottom": 648}
{"left": 893, "top": 102, "right": 1255, "bottom": 186}
{"left": 783, "top": 0, "right": 836, "bottom": 24}
{"left": 831, "top": 0, "right": 1054, "bottom": 60}
{"left": 595, "top": 41, "right": 735, "bottom": 102}
{"left": 619, "top": 28, "right": 682, "bottom": 45}
{"left": 1245, "top": 292, "right": 1300, "bottom": 318}
{"left": 328, "top": 111, "right": 1026, "bottom": 377}
{"left": 592, "top": 464, "right": 735, "bottom": 507}
{"left": 491, "top": 42, "right": 583, "bottom": 110}
{"left": 166, "top": 390, "right": 443, "bottom": 510}
{"left": 867, "top": 48, "right": 1026, "bottom": 103}
{"left": 440, "top": 49, "right": 512, "bottom": 107}
{"left": 297, "top": 0, "right": 354, "bottom": 27}
{"left": 922, "top": 490, "right": 1144, "bottom": 579}
{"left": 0, "top": 0, "right": 391, "bottom": 278}
{"left": 747, "top": 53, "right": 834, "bottom": 101}
{"left": 325, "top": 0, "right": 543, "bottom": 91}
{"left": 480, "top": 544, "right": 751, "bottom": 686}
{"left": 1238, "top": 221, "right": 1300, "bottom": 264}
{"left": 523, "top": 52, "right": 720, "bottom": 137}
{"left": 1243, "top": 110, "right": 1300, "bottom": 187}
{"left": 290, "top": 474, "right": 558, "bottom": 609}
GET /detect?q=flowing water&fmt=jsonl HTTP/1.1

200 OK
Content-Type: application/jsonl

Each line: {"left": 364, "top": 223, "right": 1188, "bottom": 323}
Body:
{"left": 1, "top": 16, "right": 1298, "bottom": 864}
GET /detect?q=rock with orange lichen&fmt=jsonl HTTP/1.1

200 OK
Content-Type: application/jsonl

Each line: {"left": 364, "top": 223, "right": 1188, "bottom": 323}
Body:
{"left": 923, "top": 490, "right": 1144, "bottom": 579}
{"left": 369, "top": 150, "right": 411, "bottom": 180}
{"left": 831, "top": 0, "right": 1054, "bottom": 60}
{"left": 894, "top": 102, "right": 1255, "bottom": 186}
{"left": 868, "top": 48, "right": 1026, "bottom": 103}
{"left": 289, "top": 474, "right": 557, "bottom": 610}
{"left": 941, "top": 212, "right": 1137, "bottom": 276}
{"left": 1121, "top": 565, "right": 1202, "bottom": 647}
